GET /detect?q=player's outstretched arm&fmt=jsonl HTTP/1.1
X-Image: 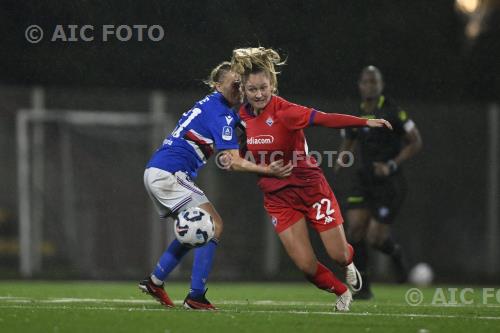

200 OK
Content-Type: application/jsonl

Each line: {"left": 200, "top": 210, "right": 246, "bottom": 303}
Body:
{"left": 218, "top": 149, "right": 293, "bottom": 179}
{"left": 313, "top": 111, "right": 392, "bottom": 130}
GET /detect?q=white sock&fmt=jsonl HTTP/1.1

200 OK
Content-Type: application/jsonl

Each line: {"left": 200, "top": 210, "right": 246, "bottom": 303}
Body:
{"left": 150, "top": 274, "right": 164, "bottom": 286}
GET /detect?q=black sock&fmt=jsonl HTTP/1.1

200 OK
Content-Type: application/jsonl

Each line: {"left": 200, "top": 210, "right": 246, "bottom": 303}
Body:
{"left": 375, "top": 238, "right": 396, "bottom": 256}
{"left": 352, "top": 240, "right": 371, "bottom": 291}
{"left": 375, "top": 238, "right": 408, "bottom": 283}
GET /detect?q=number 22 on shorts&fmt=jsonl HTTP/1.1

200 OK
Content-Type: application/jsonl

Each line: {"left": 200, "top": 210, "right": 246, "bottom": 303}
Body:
{"left": 312, "top": 198, "right": 335, "bottom": 224}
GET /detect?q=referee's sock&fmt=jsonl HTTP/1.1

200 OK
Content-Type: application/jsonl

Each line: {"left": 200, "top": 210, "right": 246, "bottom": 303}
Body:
{"left": 352, "top": 240, "right": 371, "bottom": 292}
{"left": 374, "top": 238, "right": 408, "bottom": 283}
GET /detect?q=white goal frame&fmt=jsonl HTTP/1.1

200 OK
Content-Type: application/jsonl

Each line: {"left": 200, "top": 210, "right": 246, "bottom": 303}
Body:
{"left": 16, "top": 90, "right": 171, "bottom": 277}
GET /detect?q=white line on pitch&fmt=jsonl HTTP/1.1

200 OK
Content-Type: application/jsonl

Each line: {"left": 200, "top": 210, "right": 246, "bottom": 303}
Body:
{"left": 1, "top": 296, "right": 500, "bottom": 308}
{"left": 0, "top": 304, "right": 499, "bottom": 321}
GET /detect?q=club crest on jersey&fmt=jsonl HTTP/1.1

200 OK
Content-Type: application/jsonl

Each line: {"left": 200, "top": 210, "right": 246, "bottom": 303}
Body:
{"left": 266, "top": 117, "right": 274, "bottom": 127}
{"left": 222, "top": 126, "right": 233, "bottom": 141}
{"left": 271, "top": 216, "right": 278, "bottom": 227}
{"left": 225, "top": 115, "right": 233, "bottom": 125}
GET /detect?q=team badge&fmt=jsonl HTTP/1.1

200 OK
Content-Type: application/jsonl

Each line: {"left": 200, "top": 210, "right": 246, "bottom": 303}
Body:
{"left": 222, "top": 126, "right": 233, "bottom": 141}
{"left": 271, "top": 216, "right": 278, "bottom": 227}
{"left": 324, "top": 216, "right": 334, "bottom": 224}
{"left": 266, "top": 117, "right": 274, "bottom": 127}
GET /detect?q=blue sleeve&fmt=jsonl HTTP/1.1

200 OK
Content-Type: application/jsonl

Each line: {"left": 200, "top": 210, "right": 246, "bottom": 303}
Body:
{"left": 208, "top": 112, "right": 240, "bottom": 151}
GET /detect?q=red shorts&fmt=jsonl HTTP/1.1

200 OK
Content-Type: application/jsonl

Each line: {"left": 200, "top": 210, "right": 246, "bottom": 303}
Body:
{"left": 263, "top": 175, "right": 344, "bottom": 233}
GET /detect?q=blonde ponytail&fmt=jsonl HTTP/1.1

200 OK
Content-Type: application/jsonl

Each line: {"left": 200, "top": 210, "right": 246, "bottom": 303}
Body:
{"left": 231, "top": 47, "right": 285, "bottom": 92}
{"left": 204, "top": 61, "right": 232, "bottom": 91}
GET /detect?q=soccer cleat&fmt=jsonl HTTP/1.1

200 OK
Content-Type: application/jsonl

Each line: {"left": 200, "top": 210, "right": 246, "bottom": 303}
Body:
{"left": 138, "top": 277, "right": 174, "bottom": 308}
{"left": 353, "top": 288, "right": 374, "bottom": 300}
{"left": 183, "top": 289, "right": 217, "bottom": 310}
{"left": 345, "top": 263, "right": 363, "bottom": 293}
{"left": 335, "top": 289, "right": 353, "bottom": 312}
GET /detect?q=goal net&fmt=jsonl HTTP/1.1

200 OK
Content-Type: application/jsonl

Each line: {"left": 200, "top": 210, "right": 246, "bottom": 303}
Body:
{"left": 16, "top": 107, "right": 179, "bottom": 278}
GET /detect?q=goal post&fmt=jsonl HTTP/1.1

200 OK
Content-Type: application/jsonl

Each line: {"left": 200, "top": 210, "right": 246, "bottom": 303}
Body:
{"left": 16, "top": 99, "right": 171, "bottom": 277}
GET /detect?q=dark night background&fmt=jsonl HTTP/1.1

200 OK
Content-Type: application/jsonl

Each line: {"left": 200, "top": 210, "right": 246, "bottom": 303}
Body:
{"left": 1, "top": 0, "right": 499, "bottom": 101}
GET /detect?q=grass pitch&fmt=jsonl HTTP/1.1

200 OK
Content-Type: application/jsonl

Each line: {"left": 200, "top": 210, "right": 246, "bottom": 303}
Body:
{"left": 0, "top": 281, "right": 499, "bottom": 332}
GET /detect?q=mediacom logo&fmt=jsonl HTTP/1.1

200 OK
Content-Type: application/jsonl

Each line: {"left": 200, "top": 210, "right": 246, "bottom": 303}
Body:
{"left": 247, "top": 135, "right": 274, "bottom": 145}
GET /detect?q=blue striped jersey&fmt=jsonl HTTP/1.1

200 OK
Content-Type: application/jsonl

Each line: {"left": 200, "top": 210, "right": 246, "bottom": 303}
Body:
{"left": 147, "top": 92, "right": 240, "bottom": 179}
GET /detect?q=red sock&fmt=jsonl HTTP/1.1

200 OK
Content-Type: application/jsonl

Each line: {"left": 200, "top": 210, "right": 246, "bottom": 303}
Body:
{"left": 346, "top": 243, "right": 354, "bottom": 266}
{"left": 306, "top": 262, "right": 347, "bottom": 296}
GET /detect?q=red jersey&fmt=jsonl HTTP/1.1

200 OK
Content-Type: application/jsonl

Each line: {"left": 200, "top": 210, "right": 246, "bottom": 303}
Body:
{"left": 239, "top": 95, "right": 323, "bottom": 193}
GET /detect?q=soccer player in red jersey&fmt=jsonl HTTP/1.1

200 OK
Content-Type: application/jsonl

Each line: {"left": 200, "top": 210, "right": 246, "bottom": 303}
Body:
{"left": 225, "top": 47, "right": 392, "bottom": 311}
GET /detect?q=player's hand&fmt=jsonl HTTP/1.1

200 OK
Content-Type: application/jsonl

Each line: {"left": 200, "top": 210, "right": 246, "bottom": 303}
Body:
{"left": 218, "top": 152, "right": 233, "bottom": 170}
{"left": 373, "top": 159, "right": 398, "bottom": 177}
{"left": 268, "top": 160, "right": 293, "bottom": 178}
{"left": 367, "top": 118, "right": 393, "bottom": 130}
{"left": 373, "top": 162, "right": 390, "bottom": 176}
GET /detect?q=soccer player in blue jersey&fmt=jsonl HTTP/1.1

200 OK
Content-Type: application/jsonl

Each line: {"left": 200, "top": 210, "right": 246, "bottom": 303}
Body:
{"left": 139, "top": 62, "right": 293, "bottom": 310}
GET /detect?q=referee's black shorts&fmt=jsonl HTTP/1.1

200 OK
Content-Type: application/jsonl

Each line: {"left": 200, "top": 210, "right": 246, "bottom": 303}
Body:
{"left": 344, "top": 169, "right": 407, "bottom": 224}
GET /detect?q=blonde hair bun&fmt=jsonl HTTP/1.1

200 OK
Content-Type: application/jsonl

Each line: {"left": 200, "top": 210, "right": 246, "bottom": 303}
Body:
{"left": 231, "top": 47, "right": 285, "bottom": 91}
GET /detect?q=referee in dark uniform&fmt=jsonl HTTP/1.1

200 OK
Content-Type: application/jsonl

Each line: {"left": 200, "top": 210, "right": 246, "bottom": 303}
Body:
{"left": 335, "top": 66, "right": 422, "bottom": 299}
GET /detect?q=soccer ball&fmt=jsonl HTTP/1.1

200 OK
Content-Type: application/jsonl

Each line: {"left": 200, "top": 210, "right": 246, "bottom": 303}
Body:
{"left": 174, "top": 207, "right": 215, "bottom": 248}
{"left": 409, "top": 262, "right": 434, "bottom": 287}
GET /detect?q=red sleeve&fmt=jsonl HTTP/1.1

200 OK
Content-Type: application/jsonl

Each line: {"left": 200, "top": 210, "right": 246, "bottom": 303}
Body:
{"left": 275, "top": 102, "right": 314, "bottom": 130}
{"left": 312, "top": 111, "right": 368, "bottom": 128}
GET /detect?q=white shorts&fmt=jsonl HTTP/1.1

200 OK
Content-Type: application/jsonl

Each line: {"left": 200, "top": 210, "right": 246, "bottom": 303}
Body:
{"left": 144, "top": 167, "right": 209, "bottom": 218}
